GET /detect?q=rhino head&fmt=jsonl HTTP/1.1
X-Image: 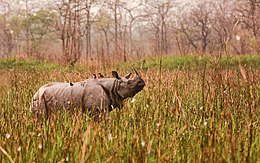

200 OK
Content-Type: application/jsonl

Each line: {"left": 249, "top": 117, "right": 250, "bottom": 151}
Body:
{"left": 112, "top": 69, "right": 145, "bottom": 99}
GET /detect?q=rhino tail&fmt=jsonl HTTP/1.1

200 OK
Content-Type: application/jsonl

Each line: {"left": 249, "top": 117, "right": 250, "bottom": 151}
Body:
{"left": 30, "top": 90, "right": 39, "bottom": 113}
{"left": 30, "top": 88, "right": 49, "bottom": 118}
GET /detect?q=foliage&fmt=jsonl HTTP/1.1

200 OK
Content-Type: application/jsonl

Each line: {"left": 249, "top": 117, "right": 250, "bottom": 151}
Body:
{"left": 0, "top": 0, "right": 259, "bottom": 61}
{"left": 123, "top": 54, "right": 260, "bottom": 71}
{"left": 22, "top": 10, "right": 55, "bottom": 36}
{"left": 0, "top": 58, "right": 89, "bottom": 72}
{"left": 248, "top": 37, "right": 260, "bottom": 53}
{"left": 0, "top": 55, "right": 259, "bottom": 162}
{"left": 0, "top": 59, "right": 60, "bottom": 70}
{"left": 8, "top": 9, "right": 57, "bottom": 56}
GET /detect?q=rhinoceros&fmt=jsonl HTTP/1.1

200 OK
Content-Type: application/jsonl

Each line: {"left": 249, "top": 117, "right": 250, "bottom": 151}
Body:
{"left": 30, "top": 69, "right": 145, "bottom": 118}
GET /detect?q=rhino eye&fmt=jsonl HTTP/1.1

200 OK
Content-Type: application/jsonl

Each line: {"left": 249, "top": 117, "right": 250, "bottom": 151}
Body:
{"left": 127, "top": 81, "right": 130, "bottom": 84}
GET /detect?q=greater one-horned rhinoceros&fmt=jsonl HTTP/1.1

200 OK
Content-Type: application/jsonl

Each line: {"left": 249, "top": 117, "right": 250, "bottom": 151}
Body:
{"left": 30, "top": 69, "right": 145, "bottom": 118}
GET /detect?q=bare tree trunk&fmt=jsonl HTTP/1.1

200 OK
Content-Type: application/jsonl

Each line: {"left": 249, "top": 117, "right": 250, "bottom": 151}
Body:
{"left": 123, "top": 25, "right": 127, "bottom": 61}
{"left": 85, "top": 3, "right": 91, "bottom": 63}
{"left": 113, "top": 0, "right": 118, "bottom": 57}
{"left": 57, "top": 0, "right": 83, "bottom": 64}
{"left": 25, "top": 0, "right": 30, "bottom": 57}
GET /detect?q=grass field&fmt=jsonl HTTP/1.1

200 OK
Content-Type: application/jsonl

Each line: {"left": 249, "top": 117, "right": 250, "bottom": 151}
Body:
{"left": 0, "top": 54, "right": 259, "bottom": 162}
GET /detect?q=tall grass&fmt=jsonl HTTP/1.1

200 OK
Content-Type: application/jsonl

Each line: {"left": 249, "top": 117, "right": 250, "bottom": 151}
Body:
{"left": 0, "top": 56, "right": 259, "bottom": 162}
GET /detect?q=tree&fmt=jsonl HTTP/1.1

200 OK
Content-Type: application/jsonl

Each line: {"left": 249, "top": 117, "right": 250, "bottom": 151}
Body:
{"left": 235, "top": 0, "right": 260, "bottom": 53}
{"left": 19, "top": 10, "right": 56, "bottom": 57}
{"left": 211, "top": 0, "right": 238, "bottom": 55}
{"left": 94, "top": 10, "right": 113, "bottom": 62}
{"left": 178, "top": 1, "right": 214, "bottom": 54}
{"left": 104, "top": 0, "right": 122, "bottom": 59}
{"left": 55, "top": 0, "right": 84, "bottom": 64}
{"left": 144, "top": 0, "right": 174, "bottom": 55}
{"left": 0, "top": 1, "right": 14, "bottom": 57}
{"left": 0, "top": 17, "right": 14, "bottom": 57}
{"left": 82, "top": 0, "right": 101, "bottom": 62}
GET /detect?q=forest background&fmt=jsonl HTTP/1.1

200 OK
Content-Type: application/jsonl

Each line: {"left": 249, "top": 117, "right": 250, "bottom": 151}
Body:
{"left": 0, "top": 0, "right": 259, "bottom": 65}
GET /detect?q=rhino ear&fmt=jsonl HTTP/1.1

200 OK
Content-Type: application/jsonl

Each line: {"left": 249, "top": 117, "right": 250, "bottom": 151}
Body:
{"left": 124, "top": 73, "right": 132, "bottom": 79}
{"left": 112, "top": 71, "right": 120, "bottom": 79}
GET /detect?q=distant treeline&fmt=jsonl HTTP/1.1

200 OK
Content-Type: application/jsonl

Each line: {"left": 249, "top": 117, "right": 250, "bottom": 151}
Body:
{"left": 0, "top": 0, "right": 259, "bottom": 64}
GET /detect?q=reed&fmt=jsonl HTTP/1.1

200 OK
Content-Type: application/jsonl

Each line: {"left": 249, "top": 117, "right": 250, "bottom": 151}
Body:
{"left": 0, "top": 56, "right": 259, "bottom": 162}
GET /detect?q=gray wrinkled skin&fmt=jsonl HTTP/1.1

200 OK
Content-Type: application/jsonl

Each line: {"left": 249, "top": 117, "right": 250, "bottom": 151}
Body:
{"left": 30, "top": 70, "right": 145, "bottom": 118}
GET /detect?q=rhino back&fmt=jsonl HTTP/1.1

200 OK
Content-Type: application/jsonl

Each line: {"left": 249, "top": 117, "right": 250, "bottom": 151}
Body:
{"left": 42, "top": 82, "right": 85, "bottom": 109}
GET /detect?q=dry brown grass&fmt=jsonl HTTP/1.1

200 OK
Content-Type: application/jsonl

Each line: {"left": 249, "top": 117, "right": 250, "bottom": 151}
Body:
{"left": 0, "top": 59, "right": 259, "bottom": 162}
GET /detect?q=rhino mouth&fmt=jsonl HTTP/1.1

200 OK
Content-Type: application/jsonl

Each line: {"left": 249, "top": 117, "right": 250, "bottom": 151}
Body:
{"left": 130, "top": 85, "right": 145, "bottom": 97}
{"left": 137, "top": 84, "right": 145, "bottom": 91}
{"left": 137, "top": 80, "right": 145, "bottom": 89}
